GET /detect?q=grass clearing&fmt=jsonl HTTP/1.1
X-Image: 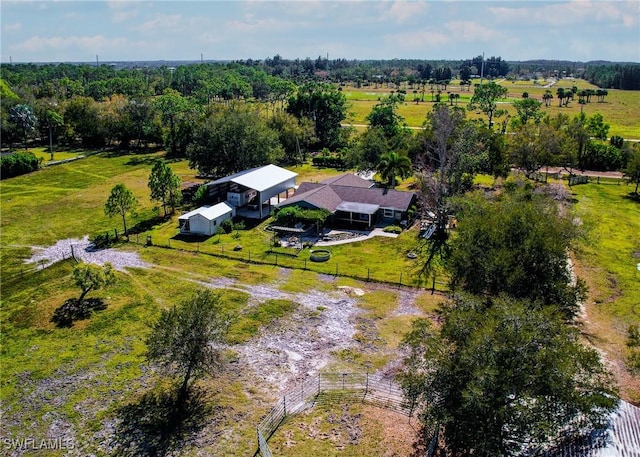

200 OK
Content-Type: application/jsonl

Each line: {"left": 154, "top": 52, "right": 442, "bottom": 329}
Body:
{"left": 268, "top": 403, "right": 418, "bottom": 456}
{"left": 570, "top": 181, "right": 640, "bottom": 402}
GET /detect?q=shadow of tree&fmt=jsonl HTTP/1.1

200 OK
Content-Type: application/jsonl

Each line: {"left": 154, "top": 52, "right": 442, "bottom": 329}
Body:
{"left": 417, "top": 236, "right": 451, "bottom": 281}
{"left": 51, "top": 298, "right": 107, "bottom": 328}
{"left": 111, "top": 384, "right": 211, "bottom": 457}
{"left": 171, "top": 233, "right": 212, "bottom": 243}
{"left": 129, "top": 215, "right": 170, "bottom": 235}
{"left": 623, "top": 191, "right": 640, "bottom": 203}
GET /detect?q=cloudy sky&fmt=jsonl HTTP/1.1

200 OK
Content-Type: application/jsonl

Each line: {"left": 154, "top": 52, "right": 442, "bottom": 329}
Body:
{"left": 1, "top": 1, "right": 639, "bottom": 64}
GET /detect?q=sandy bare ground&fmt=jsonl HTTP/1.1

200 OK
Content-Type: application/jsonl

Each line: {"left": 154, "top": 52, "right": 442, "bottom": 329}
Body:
{"left": 24, "top": 236, "right": 150, "bottom": 271}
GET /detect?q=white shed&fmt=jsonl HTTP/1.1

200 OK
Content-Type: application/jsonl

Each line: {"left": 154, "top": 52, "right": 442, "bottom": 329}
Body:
{"left": 178, "top": 203, "right": 235, "bottom": 236}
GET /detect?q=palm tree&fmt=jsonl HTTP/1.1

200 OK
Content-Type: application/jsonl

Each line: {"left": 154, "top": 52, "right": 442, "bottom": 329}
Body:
{"left": 377, "top": 151, "right": 412, "bottom": 188}
{"left": 596, "top": 89, "right": 608, "bottom": 103}
{"left": 9, "top": 104, "right": 37, "bottom": 150}
{"left": 556, "top": 88, "right": 565, "bottom": 107}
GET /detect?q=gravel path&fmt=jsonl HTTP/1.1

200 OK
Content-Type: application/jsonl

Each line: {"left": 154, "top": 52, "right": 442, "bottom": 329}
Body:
{"left": 25, "top": 236, "right": 151, "bottom": 271}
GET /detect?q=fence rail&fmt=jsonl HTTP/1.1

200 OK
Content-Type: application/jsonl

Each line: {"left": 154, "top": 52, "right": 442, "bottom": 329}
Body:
{"left": 255, "top": 372, "right": 415, "bottom": 457}
{"left": 129, "top": 234, "right": 450, "bottom": 293}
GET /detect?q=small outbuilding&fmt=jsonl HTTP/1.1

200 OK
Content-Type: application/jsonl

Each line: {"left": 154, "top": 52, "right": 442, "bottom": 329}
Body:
{"left": 178, "top": 202, "right": 235, "bottom": 236}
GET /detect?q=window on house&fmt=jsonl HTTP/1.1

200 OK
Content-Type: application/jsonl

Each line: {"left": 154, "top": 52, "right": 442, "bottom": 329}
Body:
{"left": 383, "top": 208, "right": 394, "bottom": 218}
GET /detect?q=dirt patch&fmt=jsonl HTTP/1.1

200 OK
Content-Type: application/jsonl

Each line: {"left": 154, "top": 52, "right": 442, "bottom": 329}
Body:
{"left": 25, "top": 236, "right": 150, "bottom": 271}
{"left": 236, "top": 288, "right": 360, "bottom": 390}
{"left": 393, "top": 288, "right": 425, "bottom": 317}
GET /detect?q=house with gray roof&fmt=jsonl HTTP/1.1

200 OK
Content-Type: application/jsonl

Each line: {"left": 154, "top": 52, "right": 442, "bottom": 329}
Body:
{"left": 278, "top": 174, "right": 416, "bottom": 229}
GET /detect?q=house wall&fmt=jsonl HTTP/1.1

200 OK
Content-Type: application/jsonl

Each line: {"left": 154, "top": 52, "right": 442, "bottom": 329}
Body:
{"left": 188, "top": 210, "right": 233, "bottom": 236}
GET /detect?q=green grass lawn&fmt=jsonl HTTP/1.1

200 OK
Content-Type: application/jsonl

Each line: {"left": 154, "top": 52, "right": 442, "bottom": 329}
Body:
{"left": 569, "top": 181, "right": 640, "bottom": 401}
{"left": 2, "top": 147, "right": 638, "bottom": 453}
{"left": 26, "top": 146, "right": 86, "bottom": 163}
{"left": 0, "top": 149, "right": 440, "bottom": 455}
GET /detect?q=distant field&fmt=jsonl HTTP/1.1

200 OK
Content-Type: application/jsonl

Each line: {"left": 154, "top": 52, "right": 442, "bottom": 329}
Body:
{"left": 344, "top": 78, "right": 640, "bottom": 138}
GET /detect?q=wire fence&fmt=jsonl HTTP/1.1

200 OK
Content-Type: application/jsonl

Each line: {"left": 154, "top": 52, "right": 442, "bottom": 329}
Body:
{"left": 255, "top": 372, "right": 419, "bottom": 457}
{"left": 526, "top": 170, "right": 631, "bottom": 187}
{"left": 121, "top": 231, "right": 450, "bottom": 293}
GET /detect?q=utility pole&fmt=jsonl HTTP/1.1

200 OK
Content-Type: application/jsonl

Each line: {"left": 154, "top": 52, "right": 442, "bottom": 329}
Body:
{"left": 480, "top": 51, "right": 485, "bottom": 85}
{"left": 96, "top": 54, "right": 99, "bottom": 67}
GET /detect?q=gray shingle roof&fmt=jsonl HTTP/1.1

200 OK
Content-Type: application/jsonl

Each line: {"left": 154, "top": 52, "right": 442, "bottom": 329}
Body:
{"left": 320, "top": 173, "right": 374, "bottom": 188}
{"left": 281, "top": 180, "right": 415, "bottom": 214}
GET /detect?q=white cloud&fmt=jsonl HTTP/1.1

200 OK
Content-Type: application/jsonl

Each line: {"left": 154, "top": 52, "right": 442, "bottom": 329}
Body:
{"left": 488, "top": 1, "right": 638, "bottom": 28}
{"left": 139, "top": 14, "right": 184, "bottom": 33}
{"left": 387, "top": 0, "right": 430, "bottom": 24}
{"left": 15, "top": 35, "right": 129, "bottom": 54}
{"left": 107, "top": 1, "right": 139, "bottom": 23}
{"left": 2, "top": 22, "right": 22, "bottom": 33}
{"left": 385, "top": 29, "right": 450, "bottom": 49}
{"left": 444, "top": 21, "right": 500, "bottom": 42}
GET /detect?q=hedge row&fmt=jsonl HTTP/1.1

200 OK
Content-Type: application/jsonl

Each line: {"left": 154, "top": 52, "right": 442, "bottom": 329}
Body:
{"left": 312, "top": 156, "right": 347, "bottom": 168}
{"left": 1, "top": 152, "right": 40, "bottom": 179}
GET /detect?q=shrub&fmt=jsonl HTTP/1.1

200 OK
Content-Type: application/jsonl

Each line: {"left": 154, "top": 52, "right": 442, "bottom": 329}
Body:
{"left": 0, "top": 152, "right": 40, "bottom": 179}
{"left": 220, "top": 218, "right": 233, "bottom": 234}
{"left": 91, "top": 232, "right": 118, "bottom": 249}
{"left": 383, "top": 225, "right": 403, "bottom": 234}
{"left": 581, "top": 141, "right": 626, "bottom": 171}
{"left": 610, "top": 135, "right": 624, "bottom": 149}
{"left": 192, "top": 185, "right": 208, "bottom": 205}
{"left": 312, "top": 155, "right": 347, "bottom": 168}
{"left": 272, "top": 205, "right": 330, "bottom": 227}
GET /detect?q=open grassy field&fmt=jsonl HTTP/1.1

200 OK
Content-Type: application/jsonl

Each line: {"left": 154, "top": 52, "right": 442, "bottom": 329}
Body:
{"left": 569, "top": 180, "right": 640, "bottom": 402}
{"left": 344, "top": 78, "right": 640, "bottom": 138}
{"left": 0, "top": 151, "right": 440, "bottom": 455}
{"left": 1, "top": 150, "right": 638, "bottom": 455}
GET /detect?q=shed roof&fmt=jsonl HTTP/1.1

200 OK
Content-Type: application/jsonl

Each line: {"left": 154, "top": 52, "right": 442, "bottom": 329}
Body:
{"left": 179, "top": 202, "right": 234, "bottom": 221}
{"left": 546, "top": 400, "right": 640, "bottom": 456}
{"left": 208, "top": 164, "right": 297, "bottom": 192}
